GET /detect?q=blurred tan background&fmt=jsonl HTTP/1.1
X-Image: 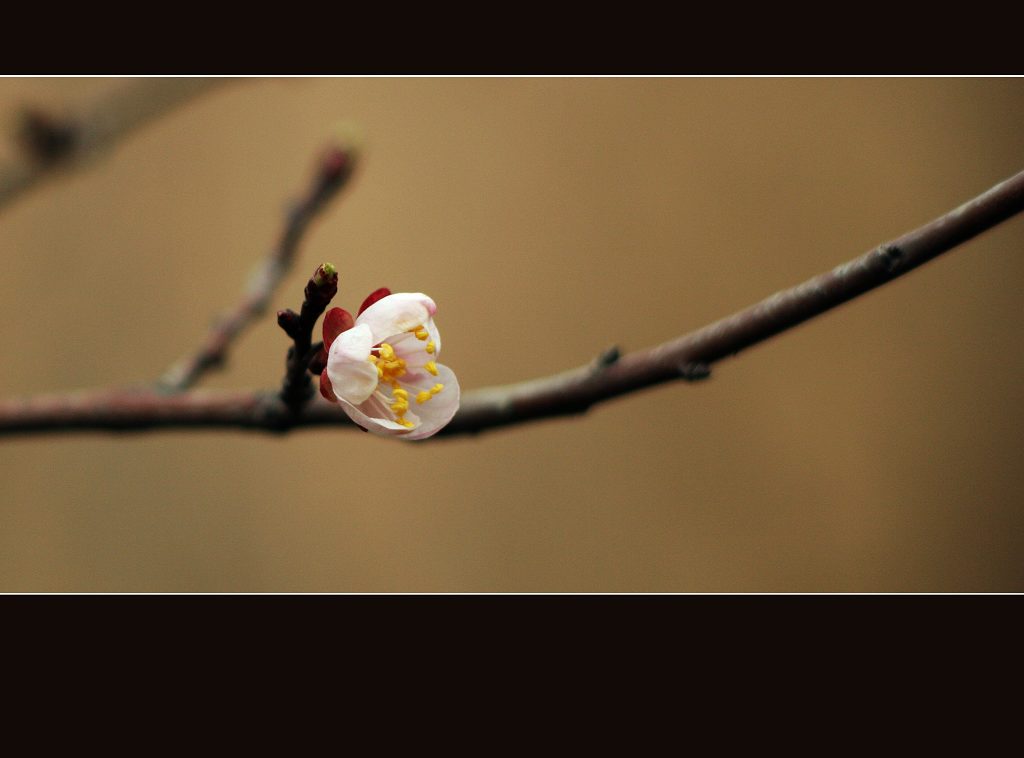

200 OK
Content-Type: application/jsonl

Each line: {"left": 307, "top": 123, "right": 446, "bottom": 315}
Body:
{"left": 0, "top": 77, "right": 1021, "bottom": 592}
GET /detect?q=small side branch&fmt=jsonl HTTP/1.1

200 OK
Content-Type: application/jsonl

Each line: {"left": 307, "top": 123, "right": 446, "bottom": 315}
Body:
{"left": 158, "top": 143, "right": 357, "bottom": 392}
{"left": 2, "top": 166, "right": 1023, "bottom": 439}
{"left": 277, "top": 264, "right": 338, "bottom": 412}
{"left": 0, "top": 79, "right": 231, "bottom": 211}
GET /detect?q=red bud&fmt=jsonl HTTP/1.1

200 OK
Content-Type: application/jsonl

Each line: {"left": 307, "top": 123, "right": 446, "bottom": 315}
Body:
{"left": 321, "top": 146, "right": 352, "bottom": 183}
{"left": 319, "top": 370, "right": 337, "bottom": 402}
{"left": 277, "top": 308, "right": 300, "bottom": 337}
{"left": 322, "top": 307, "right": 355, "bottom": 349}
{"left": 357, "top": 287, "right": 392, "bottom": 316}
{"left": 308, "top": 345, "right": 328, "bottom": 375}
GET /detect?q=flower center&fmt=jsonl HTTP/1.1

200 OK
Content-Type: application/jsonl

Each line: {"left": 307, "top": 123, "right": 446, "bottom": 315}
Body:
{"left": 367, "top": 327, "right": 445, "bottom": 430}
{"left": 368, "top": 343, "right": 412, "bottom": 428}
{"left": 370, "top": 342, "right": 407, "bottom": 384}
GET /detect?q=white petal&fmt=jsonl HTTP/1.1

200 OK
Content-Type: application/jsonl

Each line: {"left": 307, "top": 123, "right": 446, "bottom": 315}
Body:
{"left": 356, "top": 292, "right": 437, "bottom": 344}
{"left": 401, "top": 363, "right": 460, "bottom": 441}
{"left": 341, "top": 393, "right": 421, "bottom": 437}
{"left": 424, "top": 317, "right": 442, "bottom": 355}
{"left": 326, "top": 323, "right": 379, "bottom": 404}
{"left": 389, "top": 331, "right": 433, "bottom": 368}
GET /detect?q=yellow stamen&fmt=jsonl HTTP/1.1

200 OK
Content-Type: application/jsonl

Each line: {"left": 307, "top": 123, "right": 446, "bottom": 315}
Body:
{"left": 424, "top": 361, "right": 438, "bottom": 376}
{"left": 416, "top": 383, "right": 444, "bottom": 404}
{"left": 368, "top": 342, "right": 414, "bottom": 426}
{"left": 410, "top": 324, "right": 429, "bottom": 341}
{"left": 425, "top": 341, "right": 435, "bottom": 354}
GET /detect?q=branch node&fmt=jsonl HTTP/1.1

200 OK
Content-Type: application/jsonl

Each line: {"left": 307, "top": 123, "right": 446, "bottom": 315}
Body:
{"left": 277, "top": 309, "right": 300, "bottom": 338}
{"left": 18, "top": 109, "right": 78, "bottom": 165}
{"left": 594, "top": 345, "right": 621, "bottom": 370}
{"left": 258, "top": 393, "right": 299, "bottom": 434}
{"left": 678, "top": 362, "right": 712, "bottom": 382}
{"left": 879, "top": 243, "right": 905, "bottom": 273}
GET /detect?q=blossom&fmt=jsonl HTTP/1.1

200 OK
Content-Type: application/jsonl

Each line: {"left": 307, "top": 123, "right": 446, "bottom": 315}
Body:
{"left": 319, "top": 288, "right": 459, "bottom": 440}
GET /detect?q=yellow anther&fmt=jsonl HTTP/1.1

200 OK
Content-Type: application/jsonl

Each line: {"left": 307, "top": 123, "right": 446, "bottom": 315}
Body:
{"left": 409, "top": 325, "right": 429, "bottom": 341}
{"left": 425, "top": 341, "right": 435, "bottom": 354}
{"left": 370, "top": 341, "right": 421, "bottom": 428}
{"left": 373, "top": 343, "right": 408, "bottom": 386}
{"left": 416, "top": 390, "right": 432, "bottom": 404}
{"left": 424, "top": 361, "right": 438, "bottom": 376}
{"left": 431, "top": 384, "right": 444, "bottom": 394}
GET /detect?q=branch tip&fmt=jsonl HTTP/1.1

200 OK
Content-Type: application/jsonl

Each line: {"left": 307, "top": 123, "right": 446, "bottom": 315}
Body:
{"left": 303, "top": 263, "right": 339, "bottom": 309}
{"left": 159, "top": 140, "right": 356, "bottom": 393}
{"left": 281, "top": 265, "right": 340, "bottom": 411}
{"left": 276, "top": 308, "right": 300, "bottom": 337}
{"left": 595, "top": 346, "right": 621, "bottom": 368}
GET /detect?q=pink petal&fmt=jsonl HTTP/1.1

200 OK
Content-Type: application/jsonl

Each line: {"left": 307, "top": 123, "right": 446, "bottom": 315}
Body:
{"left": 340, "top": 395, "right": 421, "bottom": 437}
{"left": 424, "top": 316, "right": 442, "bottom": 355}
{"left": 357, "top": 287, "right": 392, "bottom": 316}
{"left": 401, "top": 363, "right": 460, "bottom": 441}
{"left": 355, "top": 292, "right": 437, "bottom": 345}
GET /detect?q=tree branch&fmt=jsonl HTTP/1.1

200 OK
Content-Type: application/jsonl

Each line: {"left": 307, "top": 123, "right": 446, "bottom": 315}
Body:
{"left": 2, "top": 167, "right": 1023, "bottom": 440}
{"left": 277, "top": 263, "right": 338, "bottom": 412}
{"left": 0, "top": 79, "right": 231, "bottom": 211}
{"left": 157, "top": 143, "right": 357, "bottom": 392}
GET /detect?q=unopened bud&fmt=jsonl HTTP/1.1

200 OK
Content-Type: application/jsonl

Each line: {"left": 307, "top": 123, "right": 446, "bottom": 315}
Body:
{"left": 320, "top": 122, "right": 363, "bottom": 184}
{"left": 277, "top": 308, "right": 300, "bottom": 337}
{"left": 304, "top": 263, "right": 339, "bottom": 309}
{"left": 308, "top": 345, "right": 328, "bottom": 375}
{"left": 312, "top": 262, "right": 337, "bottom": 287}
{"left": 19, "top": 108, "right": 77, "bottom": 163}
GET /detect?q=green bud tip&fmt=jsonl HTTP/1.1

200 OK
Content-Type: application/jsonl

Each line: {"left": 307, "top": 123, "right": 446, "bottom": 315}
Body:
{"left": 312, "top": 262, "right": 337, "bottom": 287}
{"left": 333, "top": 121, "right": 365, "bottom": 157}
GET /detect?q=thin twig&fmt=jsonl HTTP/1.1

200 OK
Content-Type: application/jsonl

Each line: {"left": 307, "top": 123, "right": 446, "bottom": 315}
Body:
{"left": 277, "top": 264, "right": 338, "bottom": 412}
{"left": 157, "top": 143, "right": 357, "bottom": 392}
{"left": 2, "top": 166, "right": 1023, "bottom": 439}
{"left": 0, "top": 79, "right": 231, "bottom": 211}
